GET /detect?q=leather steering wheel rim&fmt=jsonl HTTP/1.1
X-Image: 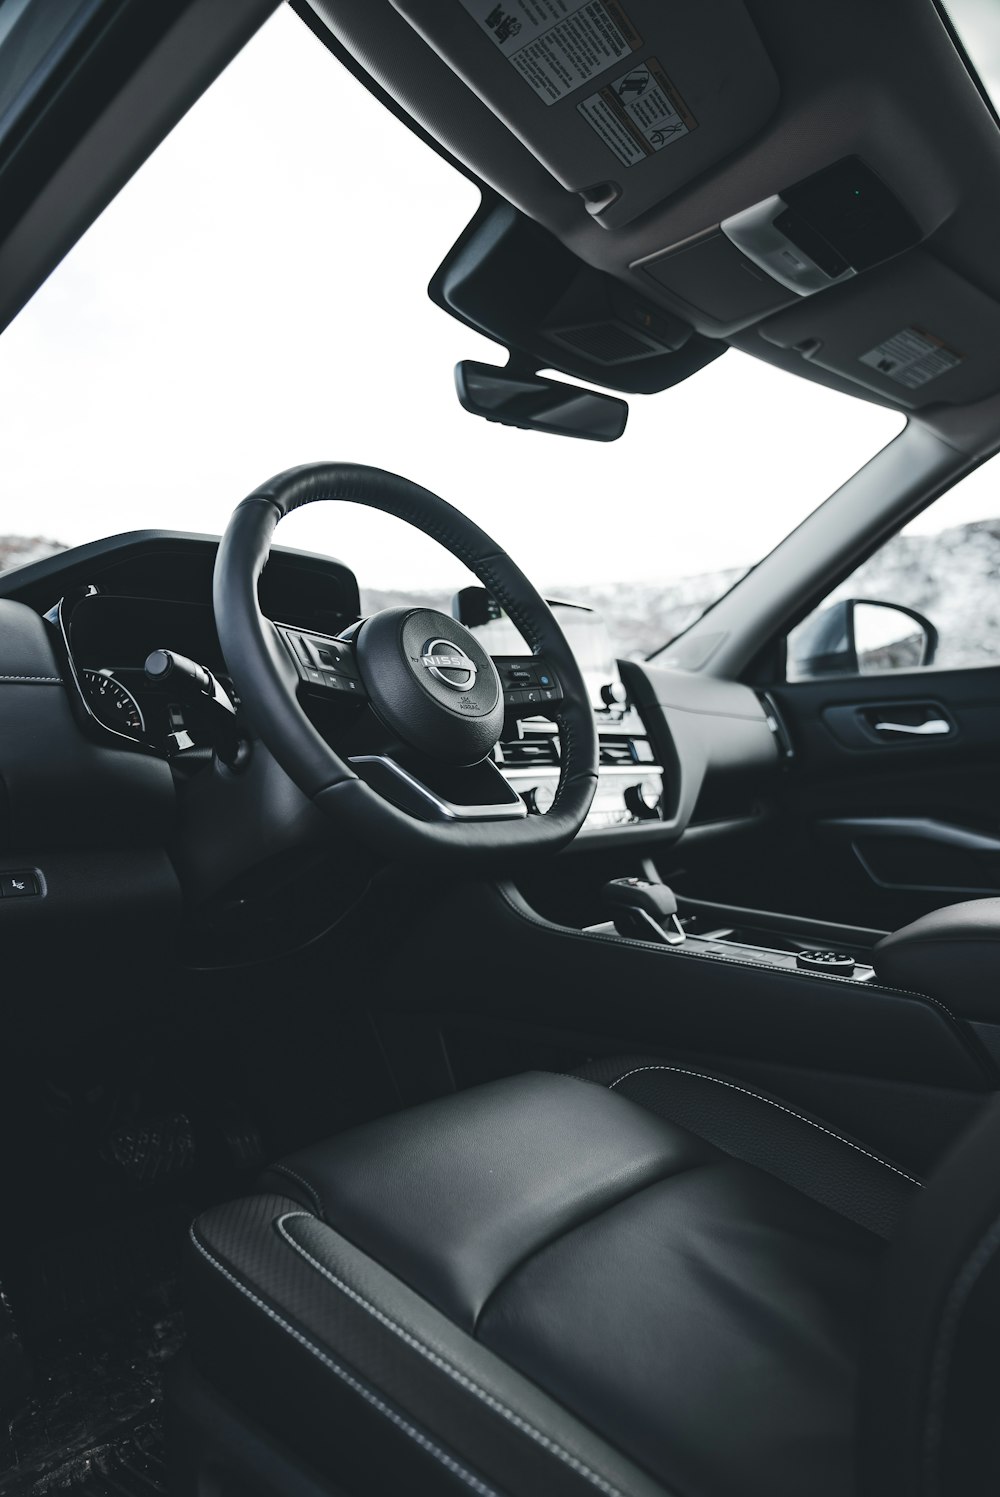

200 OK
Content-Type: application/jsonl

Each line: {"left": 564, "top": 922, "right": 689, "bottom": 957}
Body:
{"left": 213, "top": 463, "right": 598, "bottom": 861}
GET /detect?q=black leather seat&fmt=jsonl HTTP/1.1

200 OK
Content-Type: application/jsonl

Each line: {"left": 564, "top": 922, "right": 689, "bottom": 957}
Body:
{"left": 173, "top": 1056, "right": 972, "bottom": 1497}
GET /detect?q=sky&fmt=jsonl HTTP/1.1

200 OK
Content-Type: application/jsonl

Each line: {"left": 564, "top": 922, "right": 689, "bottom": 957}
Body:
{"left": 0, "top": 1, "right": 996, "bottom": 592}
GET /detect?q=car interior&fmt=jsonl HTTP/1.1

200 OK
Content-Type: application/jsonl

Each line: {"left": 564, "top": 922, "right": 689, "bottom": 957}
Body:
{"left": 3, "top": 0, "right": 1000, "bottom": 1493}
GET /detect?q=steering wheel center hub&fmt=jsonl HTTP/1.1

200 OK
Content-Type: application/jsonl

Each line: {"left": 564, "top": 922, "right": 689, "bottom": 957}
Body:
{"left": 356, "top": 607, "right": 503, "bottom": 765}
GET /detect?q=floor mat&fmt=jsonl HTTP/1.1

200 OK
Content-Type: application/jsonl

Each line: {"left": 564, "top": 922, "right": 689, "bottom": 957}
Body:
{"left": 0, "top": 1211, "right": 186, "bottom": 1496}
{"left": 17, "top": 1418, "right": 166, "bottom": 1495}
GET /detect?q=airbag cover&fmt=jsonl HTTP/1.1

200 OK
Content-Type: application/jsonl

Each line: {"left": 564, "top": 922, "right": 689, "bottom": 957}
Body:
{"left": 356, "top": 607, "right": 503, "bottom": 764}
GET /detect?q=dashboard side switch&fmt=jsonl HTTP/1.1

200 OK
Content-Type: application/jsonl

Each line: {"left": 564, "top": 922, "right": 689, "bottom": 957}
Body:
{"left": 1, "top": 871, "right": 39, "bottom": 898}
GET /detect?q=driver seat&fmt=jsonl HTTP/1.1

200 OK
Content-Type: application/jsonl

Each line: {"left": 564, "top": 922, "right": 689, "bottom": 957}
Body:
{"left": 171, "top": 1061, "right": 1000, "bottom": 1497}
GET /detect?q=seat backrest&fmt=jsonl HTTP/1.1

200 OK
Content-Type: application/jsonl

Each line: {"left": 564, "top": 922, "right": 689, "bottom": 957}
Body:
{"left": 861, "top": 1091, "right": 1000, "bottom": 1496}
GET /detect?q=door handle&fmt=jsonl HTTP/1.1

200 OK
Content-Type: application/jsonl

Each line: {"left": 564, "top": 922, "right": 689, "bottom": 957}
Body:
{"left": 871, "top": 718, "right": 951, "bottom": 736}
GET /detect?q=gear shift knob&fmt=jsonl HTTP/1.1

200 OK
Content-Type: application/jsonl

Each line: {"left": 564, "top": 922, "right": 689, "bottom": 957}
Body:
{"left": 603, "top": 877, "right": 686, "bottom": 945}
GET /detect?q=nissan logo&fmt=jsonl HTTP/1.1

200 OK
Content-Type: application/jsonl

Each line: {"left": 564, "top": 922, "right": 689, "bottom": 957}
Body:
{"left": 420, "top": 638, "right": 478, "bottom": 692}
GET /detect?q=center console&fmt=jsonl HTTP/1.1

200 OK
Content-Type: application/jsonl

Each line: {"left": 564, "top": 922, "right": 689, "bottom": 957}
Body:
{"left": 456, "top": 588, "right": 667, "bottom": 830}
{"left": 593, "top": 880, "right": 883, "bottom": 982}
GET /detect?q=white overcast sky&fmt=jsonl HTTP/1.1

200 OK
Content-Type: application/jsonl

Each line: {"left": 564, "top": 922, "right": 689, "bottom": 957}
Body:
{"left": 0, "top": 0, "right": 997, "bottom": 591}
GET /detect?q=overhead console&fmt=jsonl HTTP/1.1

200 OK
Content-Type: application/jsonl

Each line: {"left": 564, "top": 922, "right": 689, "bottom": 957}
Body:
{"left": 639, "top": 157, "right": 921, "bottom": 324}
{"left": 430, "top": 198, "right": 724, "bottom": 397}
{"left": 721, "top": 158, "right": 921, "bottom": 297}
{"left": 306, "top": 0, "right": 1000, "bottom": 415}
{"left": 636, "top": 157, "right": 925, "bottom": 334}
{"left": 389, "top": 0, "right": 779, "bottom": 228}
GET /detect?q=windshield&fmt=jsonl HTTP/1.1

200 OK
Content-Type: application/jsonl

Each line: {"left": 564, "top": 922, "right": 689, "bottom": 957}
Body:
{"left": 0, "top": 5, "right": 904, "bottom": 658}
{"left": 940, "top": 1, "right": 1000, "bottom": 118}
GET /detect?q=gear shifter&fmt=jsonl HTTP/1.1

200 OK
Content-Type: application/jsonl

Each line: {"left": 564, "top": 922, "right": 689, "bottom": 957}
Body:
{"left": 603, "top": 877, "right": 686, "bottom": 945}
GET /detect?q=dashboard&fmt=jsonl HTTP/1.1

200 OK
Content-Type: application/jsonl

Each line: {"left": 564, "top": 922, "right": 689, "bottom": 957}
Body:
{"left": 66, "top": 595, "right": 232, "bottom": 754}
{"left": 11, "top": 531, "right": 671, "bottom": 834}
{"left": 0, "top": 530, "right": 780, "bottom": 867}
{"left": 0, "top": 527, "right": 779, "bottom": 994}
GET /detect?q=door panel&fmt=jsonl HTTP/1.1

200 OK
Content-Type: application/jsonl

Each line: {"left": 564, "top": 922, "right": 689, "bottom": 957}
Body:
{"left": 748, "top": 665, "right": 1000, "bottom": 928}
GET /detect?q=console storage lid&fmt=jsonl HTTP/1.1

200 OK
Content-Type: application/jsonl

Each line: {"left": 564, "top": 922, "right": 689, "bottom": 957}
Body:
{"left": 874, "top": 898, "right": 1000, "bottom": 1023}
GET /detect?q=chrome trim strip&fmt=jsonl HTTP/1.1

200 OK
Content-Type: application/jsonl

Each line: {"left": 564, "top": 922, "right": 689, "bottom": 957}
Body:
{"left": 499, "top": 764, "right": 662, "bottom": 778}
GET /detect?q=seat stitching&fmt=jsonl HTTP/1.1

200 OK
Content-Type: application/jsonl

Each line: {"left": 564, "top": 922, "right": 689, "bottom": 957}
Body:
{"left": 189, "top": 1227, "right": 502, "bottom": 1497}
{"left": 275, "top": 1214, "right": 628, "bottom": 1497}
{"left": 268, "top": 1164, "right": 324, "bottom": 1219}
{"left": 608, "top": 1066, "right": 923, "bottom": 1188}
{"left": 922, "top": 1204, "right": 1000, "bottom": 1493}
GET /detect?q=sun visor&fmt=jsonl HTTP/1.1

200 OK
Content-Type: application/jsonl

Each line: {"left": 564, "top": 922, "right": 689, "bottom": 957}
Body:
{"left": 757, "top": 251, "right": 1000, "bottom": 410}
{"left": 389, "top": 0, "right": 779, "bottom": 228}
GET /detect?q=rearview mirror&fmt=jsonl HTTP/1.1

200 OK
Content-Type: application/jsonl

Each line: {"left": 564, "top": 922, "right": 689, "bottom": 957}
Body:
{"left": 454, "top": 360, "right": 628, "bottom": 442}
{"left": 789, "top": 598, "right": 938, "bottom": 681}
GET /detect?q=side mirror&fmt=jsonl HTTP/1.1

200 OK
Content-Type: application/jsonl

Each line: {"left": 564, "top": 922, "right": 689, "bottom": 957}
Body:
{"left": 789, "top": 598, "right": 938, "bottom": 681}
{"left": 454, "top": 360, "right": 628, "bottom": 442}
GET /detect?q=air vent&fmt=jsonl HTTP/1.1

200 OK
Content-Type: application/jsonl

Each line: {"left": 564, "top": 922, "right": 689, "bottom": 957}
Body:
{"left": 547, "top": 321, "right": 661, "bottom": 365}
{"left": 495, "top": 733, "right": 561, "bottom": 770}
{"left": 599, "top": 736, "right": 637, "bottom": 768}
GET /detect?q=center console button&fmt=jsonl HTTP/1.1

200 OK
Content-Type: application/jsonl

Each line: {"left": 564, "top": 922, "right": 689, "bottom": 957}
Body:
{"left": 624, "top": 779, "right": 662, "bottom": 820}
{"left": 796, "top": 950, "right": 856, "bottom": 976}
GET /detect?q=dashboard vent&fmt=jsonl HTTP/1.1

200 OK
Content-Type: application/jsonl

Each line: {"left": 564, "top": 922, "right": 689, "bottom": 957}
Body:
{"left": 495, "top": 732, "right": 560, "bottom": 770}
{"left": 599, "top": 736, "right": 636, "bottom": 768}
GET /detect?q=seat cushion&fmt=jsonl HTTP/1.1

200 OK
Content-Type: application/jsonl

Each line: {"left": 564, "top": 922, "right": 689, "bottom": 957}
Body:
{"left": 185, "top": 1067, "right": 921, "bottom": 1497}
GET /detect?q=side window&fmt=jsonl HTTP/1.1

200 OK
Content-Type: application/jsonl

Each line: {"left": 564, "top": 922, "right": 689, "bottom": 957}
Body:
{"left": 786, "top": 458, "right": 1000, "bottom": 682}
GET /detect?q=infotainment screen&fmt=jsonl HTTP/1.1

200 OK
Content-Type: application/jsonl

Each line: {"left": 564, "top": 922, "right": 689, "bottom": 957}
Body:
{"left": 454, "top": 586, "right": 621, "bottom": 711}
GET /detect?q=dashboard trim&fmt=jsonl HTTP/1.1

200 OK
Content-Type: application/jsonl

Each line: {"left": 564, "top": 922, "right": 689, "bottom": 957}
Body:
{"left": 349, "top": 754, "right": 527, "bottom": 823}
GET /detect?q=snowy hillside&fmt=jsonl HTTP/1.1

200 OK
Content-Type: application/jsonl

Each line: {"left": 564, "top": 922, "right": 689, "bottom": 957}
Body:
{"left": 361, "top": 522, "right": 1000, "bottom": 666}
{"left": 3, "top": 520, "right": 998, "bottom": 669}
{"left": 357, "top": 569, "right": 745, "bottom": 659}
{"left": 0, "top": 535, "right": 65, "bottom": 573}
{"left": 813, "top": 519, "right": 1000, "bottom": 671}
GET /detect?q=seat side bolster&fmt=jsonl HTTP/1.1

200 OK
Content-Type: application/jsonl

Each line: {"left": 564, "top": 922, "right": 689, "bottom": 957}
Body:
{"left": 187, "top": 1193, "right": 671, "bottom": 1497}
{"left": 573, "top": 1059, "right": 922, "bottom": 1238}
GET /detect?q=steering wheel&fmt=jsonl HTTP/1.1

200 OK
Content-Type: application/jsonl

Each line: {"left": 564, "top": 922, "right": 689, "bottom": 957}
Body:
{"left": 213, "top": 464, "right": 598, "bottom": 861}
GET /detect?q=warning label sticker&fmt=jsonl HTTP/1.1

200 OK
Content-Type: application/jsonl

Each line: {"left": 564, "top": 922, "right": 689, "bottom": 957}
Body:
{"left": 578, "top": 57, "right": 696, "bottom": 167}
{"left": 458, "top": 0, "right": 643, "bottom": 105}
{"left": 859, "top": 327, "right": 963, "bottom": 389}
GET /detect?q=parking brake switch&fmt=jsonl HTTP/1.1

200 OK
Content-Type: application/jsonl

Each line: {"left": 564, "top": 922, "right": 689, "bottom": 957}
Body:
{"left": 603, "top": 877, "right": 686, "bottom": 946}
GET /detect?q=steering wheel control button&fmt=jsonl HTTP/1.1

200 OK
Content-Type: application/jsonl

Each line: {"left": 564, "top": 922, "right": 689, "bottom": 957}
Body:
{"left": 494, "top": 656, "right": 562, "bottom": 710}
{"left": 278, "top": 627, "right": 368, "bottom": 699}
{"left": 309, "top": 639, "right": 357, "bottom": 676}
{"left": 796, "top": 950, "right": 856, "bottom": 976}
{"left": 1, "top": 870, "right": 40, "bottom": 898}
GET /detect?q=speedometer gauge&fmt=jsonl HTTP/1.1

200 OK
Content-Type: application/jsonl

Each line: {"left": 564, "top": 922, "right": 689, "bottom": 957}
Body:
{"left": 82, "top": 670, "right": 146, "bottom": 738}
